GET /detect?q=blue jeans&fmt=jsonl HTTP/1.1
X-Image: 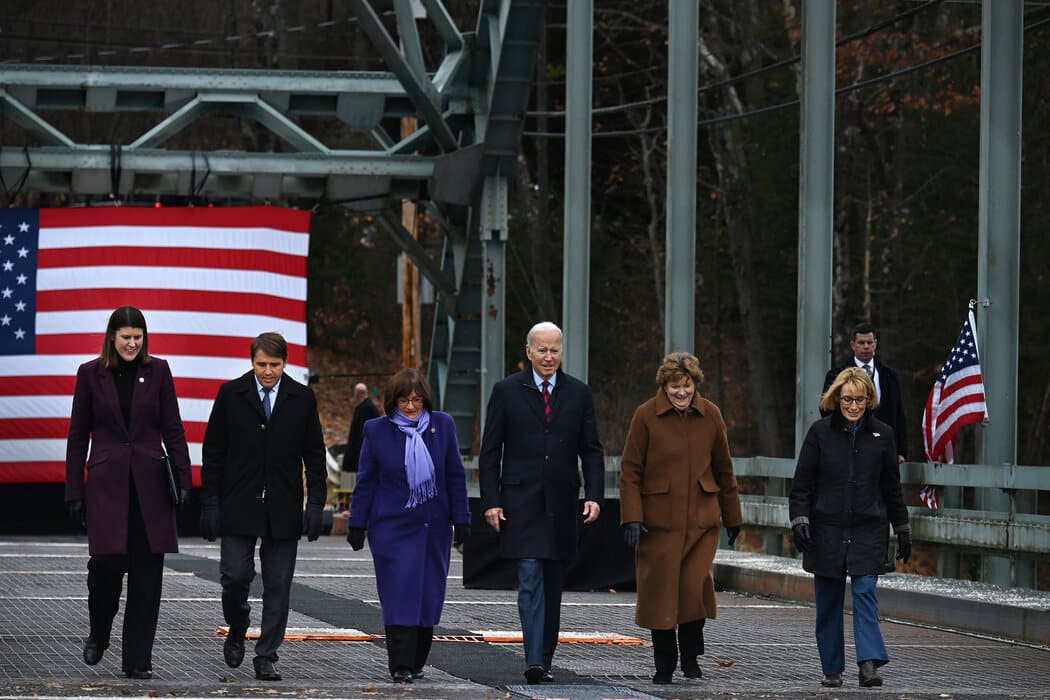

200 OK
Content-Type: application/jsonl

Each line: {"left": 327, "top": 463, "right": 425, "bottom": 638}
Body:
{"left": 517, "top": 558, "right": 564, "bottom": 669}
{"left": 814, "top": 574, "right": 889, "bottom": 675}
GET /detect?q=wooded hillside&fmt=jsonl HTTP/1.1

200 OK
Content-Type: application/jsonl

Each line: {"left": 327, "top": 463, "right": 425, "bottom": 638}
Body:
{"left": 2, "top": 0, "right": 1048, "bottom": 467}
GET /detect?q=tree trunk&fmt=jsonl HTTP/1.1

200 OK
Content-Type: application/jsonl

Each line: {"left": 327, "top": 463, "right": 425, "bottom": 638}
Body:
{"left": 699, "top": 29, "right": 788, "bottom": 457}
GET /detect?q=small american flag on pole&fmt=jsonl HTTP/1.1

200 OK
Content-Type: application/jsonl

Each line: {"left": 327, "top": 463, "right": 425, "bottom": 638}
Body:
{"left": 0, "top": 206, "right": 311, "bottom": 485}
{"left": 919, "top": 485, "right": 939, "bottom": 510}
{"left": 922, "top": 306, "right": 989, "bottom": 464}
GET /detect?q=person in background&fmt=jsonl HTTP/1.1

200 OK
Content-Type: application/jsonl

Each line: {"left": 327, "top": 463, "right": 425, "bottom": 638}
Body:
{"left": 345, "top": 368, "right": 470, "bottom": 683}
{"left": 199, "top": 332, "right": 326, "bottom": 682}
{"left": 791, "top": 367, "right": 911, "bottom": 689}
{"left": 478, "top": 321, "right": 605, "bottom": 685}
{"left": 343, "top": 382, "right": 380, "bottom": 472}
{"left": 822, "top": 322, "right": 908, "bottom": 463}
{"left": 619, "top": 351, "right": 742, "bottom": 684}
{"left": 65, "top": 305, "right": 192, "bottom": 680}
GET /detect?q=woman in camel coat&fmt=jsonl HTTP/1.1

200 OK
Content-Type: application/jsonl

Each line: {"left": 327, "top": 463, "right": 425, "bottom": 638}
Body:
{"left": 619, "top": 352, "right": 743, "bottom": 684}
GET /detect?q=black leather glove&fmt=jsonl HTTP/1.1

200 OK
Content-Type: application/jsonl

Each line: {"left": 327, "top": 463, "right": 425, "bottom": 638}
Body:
{"left": 346, "top": 527, "right": 366, "bottom": 551}
{"left": 453, "top": 524, "right": 470, "bottom": 548}
{"left": 622, "top": 521, "right": 647, "bottom": 547}
{"left": 66, "top": 499, "right": 86, "bottom": 530}
{"left": 303, "top": 504, "right": 324, "bottom": 542}
{"left": 178, "top": 488, "right": 192, "bottom": 512}
{"left": 792, "top": 522, "right": 813, "bottom": 552}
{"left": 896, "top": 528, "right": 912, "bottom": 563}
{"left": 726, "top": 525, "right": 741, "bottom": 548}
{"left": 199, "top": 499, "right": 220, "bottom": 542}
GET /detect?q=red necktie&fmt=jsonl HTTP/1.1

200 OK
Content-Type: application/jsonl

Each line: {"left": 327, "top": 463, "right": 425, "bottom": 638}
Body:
{"left": 542, "top": 380, "right": 551, "bottom": 423}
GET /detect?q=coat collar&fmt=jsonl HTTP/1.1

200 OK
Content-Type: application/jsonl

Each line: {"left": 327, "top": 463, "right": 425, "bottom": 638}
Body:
{"left": 233, "top": 369, "right": 301, "bottom": 422}
{"left": 829, "top": 409, "right": 869, "bottom": 433}
{"left": 653, "top": 386, "right": 706, "bottom": 416}
{"left": 516, "top": 368, "right": 568, "bottom": 424}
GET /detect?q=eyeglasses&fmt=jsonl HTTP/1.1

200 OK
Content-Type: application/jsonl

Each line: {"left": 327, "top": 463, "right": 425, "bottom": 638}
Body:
{"left": 839, "top": 395, "right": 868, "bottom": 405}
{"left": 396, "top": 396, "right": 424, "bottom": 407}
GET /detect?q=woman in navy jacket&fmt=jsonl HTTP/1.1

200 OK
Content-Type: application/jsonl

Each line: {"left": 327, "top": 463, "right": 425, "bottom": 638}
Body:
{"left": 64, "top": 306, "right": 192, "bottom": 679}
{"left": 346, "top": 368, "right": 471, "bottom": 683}
{"left": 789, "top": 367, "right": 910, "bottom": 689}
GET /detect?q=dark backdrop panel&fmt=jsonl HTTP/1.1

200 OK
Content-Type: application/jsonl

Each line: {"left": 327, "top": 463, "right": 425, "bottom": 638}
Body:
{"left": 0, "top": 484, "right": 203, "bottom": 535}
{"left": 462, "top": 497, "right": 636, "bottom": 591}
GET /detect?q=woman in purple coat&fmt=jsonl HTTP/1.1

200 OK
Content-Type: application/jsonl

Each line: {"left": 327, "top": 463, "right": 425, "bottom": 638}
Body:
{"left": 64, "top": 306, "right": 192, "bottom": 679}
{"left": 346, "top": 368, "right": 471, "bottom": 683}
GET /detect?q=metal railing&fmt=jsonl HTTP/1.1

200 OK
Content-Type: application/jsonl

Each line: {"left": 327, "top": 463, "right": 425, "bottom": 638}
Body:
{"left": 459, "top": 456, "right": 1050, "bottom": 560}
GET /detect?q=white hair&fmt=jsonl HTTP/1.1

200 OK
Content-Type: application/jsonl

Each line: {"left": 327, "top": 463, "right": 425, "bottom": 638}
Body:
{"left": 526, "top": 321, "right": 562, "bottom": 347}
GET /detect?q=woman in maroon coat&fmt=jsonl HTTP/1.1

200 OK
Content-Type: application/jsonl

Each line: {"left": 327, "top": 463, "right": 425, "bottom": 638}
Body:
{"left": 64, "top": 306, "right": 192, "bottom": 679}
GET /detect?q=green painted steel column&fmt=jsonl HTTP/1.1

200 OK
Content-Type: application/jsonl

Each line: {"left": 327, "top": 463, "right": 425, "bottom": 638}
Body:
{"left": 664, "top": 0, "right": 698, "bottom": 356}
{"left": 480, "top": 175, "right": 508, "bottom": 434}
{"left": 976, "top": 0, "right": 1030, "bottom": 588}
{"left": 794, "top": 0, "right": 835, "bottom": 454}
{"left": 561, "top": 0, "right": 592, "bottom": 380}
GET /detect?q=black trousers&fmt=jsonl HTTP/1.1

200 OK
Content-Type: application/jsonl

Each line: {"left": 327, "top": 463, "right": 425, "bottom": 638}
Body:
{"left": 219, "top": 534, "right": 298, "bottom": 663}
{"left": 384, "top": 625, "right": 433, "bottom": 675}
{"left": 86, "top": 485, "right": 164, "bottom": 672}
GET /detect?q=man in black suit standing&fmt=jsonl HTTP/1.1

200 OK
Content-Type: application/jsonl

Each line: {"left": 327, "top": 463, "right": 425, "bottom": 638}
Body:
{"left": 342, "top": 382, "right": 379, "bottom": 472}
{"left": 479, "top": 321, "right": 605, "bottom": 685}
{"left": 823, "top": 322, "right": 909, "bottom": 463}
{"left": 199, "top": 332, "right": 326, "bottom": 682}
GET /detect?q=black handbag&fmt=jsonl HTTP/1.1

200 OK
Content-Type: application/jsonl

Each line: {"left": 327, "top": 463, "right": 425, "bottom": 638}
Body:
{"left": 161, "top": 446, "right": 180, "bottom": 507}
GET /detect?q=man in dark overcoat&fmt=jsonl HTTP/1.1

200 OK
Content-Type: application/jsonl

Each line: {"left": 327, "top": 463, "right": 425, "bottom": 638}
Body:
{"left": 343, "top": 382, "right": 379, "bottom": 472}
{"left": 200, "top": 332, "right": 326, "bottom": 682}
{"left": 478, "top": 321, "right": 604, "bottom": 685}
{"left": 822, "top": 322, "right": 909, "bottom": 462}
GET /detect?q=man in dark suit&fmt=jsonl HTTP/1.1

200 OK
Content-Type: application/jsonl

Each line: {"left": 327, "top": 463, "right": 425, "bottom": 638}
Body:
{"left": 822, "top": 322, "right": 909, "bottom": 462}
{"left": 199, "top": 332, "right": 326, "bottom": 682}
{"left": 479, "top": 321, "right": 605, "bottom": 685}
{"left": 342, "top": 382, "right": 379, "bottom": 472}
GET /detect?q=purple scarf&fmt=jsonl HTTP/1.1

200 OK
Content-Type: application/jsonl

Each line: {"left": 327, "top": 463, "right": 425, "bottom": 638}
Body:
{"left": 390, "top": 409, "right": 436, "bottom": 508}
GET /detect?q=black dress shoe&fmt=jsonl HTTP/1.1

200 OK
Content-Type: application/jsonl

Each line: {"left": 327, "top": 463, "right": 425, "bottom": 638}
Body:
{"left": 542, "top": 670, "right": 554, "bottom": 682}
{"left": 681, "top": 656, "right": 702, "bottom": 679}
{"left": 411, "top": 668, "right": 425, "bottom": 679}
{"left": 391, "top": 668, "right": 413, "bottom": 683}
{"left": 858, "top": 660, "right": 883, "bottom": 687}
{"left": 254, "top": 659, "right": 282, "bottom": 681}
{"left": 124, "top": 669, "right": 152, "bottom": 680}
{"left": 822, "top": 673, "right": 843, "bottom": 687}
{"left": 224, "top": 625, "right": 247, "bottom": 668}
{"left": 524, "top": 665, "right": 545, "bottom": 684}
{"left": 82, "top": 638, "right": 106, "bottom": 666}
{"left": 652, "top": 671, "right": 673, "bottom": 684}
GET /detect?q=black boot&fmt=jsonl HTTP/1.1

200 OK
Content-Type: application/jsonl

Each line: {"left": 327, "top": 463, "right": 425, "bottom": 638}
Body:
{"left": 678, "top": 619, "right": 705, "bottom": 678}
{"left": 651, "top": 628, "right": 677, "bottom": 684}
{"left": 858, "top": 659, "right": 883, "bottom": 687}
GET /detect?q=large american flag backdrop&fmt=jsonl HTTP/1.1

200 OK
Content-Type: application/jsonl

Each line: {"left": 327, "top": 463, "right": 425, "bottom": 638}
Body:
{"left": 0, "top": 206, "right": 311, "bottom": 484}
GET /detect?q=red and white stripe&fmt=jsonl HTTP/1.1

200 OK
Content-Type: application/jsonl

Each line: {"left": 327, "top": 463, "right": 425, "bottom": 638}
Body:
{"left": 0, "top": 206, "right": 310, "bottom": 484}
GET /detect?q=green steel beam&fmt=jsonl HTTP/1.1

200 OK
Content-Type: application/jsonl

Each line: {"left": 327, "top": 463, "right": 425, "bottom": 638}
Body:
{"left": 0, "top": 88, "right": 75, "bottom": 147}
{"left": 795, "top": 0, "right": 836, "bottom": 453}
{"left": 0, "top": 64, "right": 406, "bottom": 100}
{"left": 375, "top": 210, "right": 457, "bottom": 297}
{"left": 394, "top": 0, "right": 429, "bottom": 82}
{"left": 976, "top": 0, "right": 1027, "bottom": 587}
{"left": 347, "top": 0, "right": 458, "bottom": 152}
{"left": 664, "top": 0, "right": 699, "bottom": 356}
{"left": 561, "top": 0, "right": 592, "bottom": 380}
